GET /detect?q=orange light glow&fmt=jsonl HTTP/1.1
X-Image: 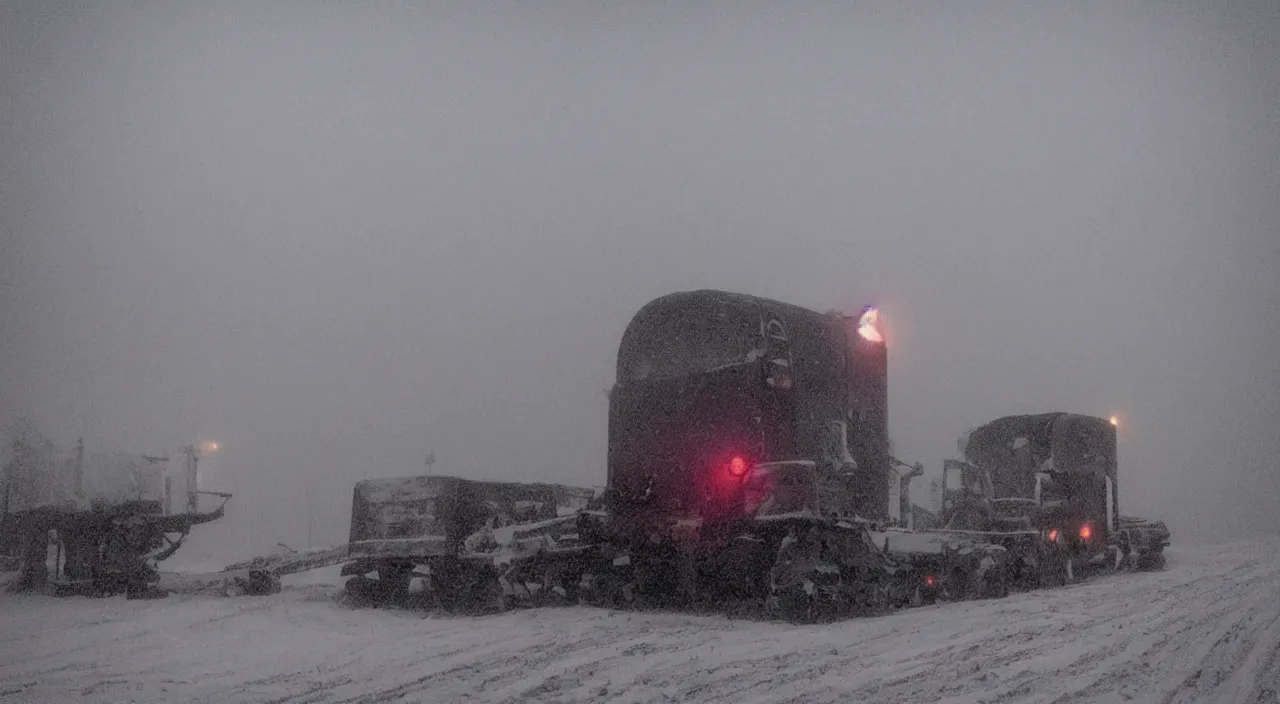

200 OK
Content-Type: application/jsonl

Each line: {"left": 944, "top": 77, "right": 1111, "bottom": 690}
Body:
{"left": 201, "top": 440, "right": 220, "bottom": 453}
{"left": 857, "top": 307, "right": 883, "bottom": 343}
{"left": 1048, "top": 529, "right": 1059, "bottom": 543}
{"left": 1109, "top": 415, "right": 1119, "bottom": 427}
{"left": 1079, "top": 524, "right": 1093, "bottom": 541}
{"left": 728, "top": 456, "right": 749, "bottom": 477}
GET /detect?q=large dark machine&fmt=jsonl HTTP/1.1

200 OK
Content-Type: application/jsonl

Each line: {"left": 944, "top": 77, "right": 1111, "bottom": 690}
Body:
{"left": 336, "top": 290, "right": 1167, "bottom": 621}
{"left": 940, "top": 413, "right": 1169, "bottom": 583}
{"left": 965, "top": 413, "right": 1117, "bottom": 540}
{"left": 598, "top": 290, "right": 922, "bottom": 615}
{"left": 339, "top": 291, "right": 916, "bottom": 619}
{"left": 607, "top": 290, "right": 889, "bottom": 540}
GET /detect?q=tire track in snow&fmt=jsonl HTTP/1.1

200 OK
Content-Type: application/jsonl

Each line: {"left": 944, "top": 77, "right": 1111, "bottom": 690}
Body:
{"left": 713, "top": 551, "right": 1280, "bottom": 704}
{"left": 1029, "top": 549, "right": 1280, "bottom": 704}
{"left": 225, "top": 551, "right": 1280, "bottom": 704}
{"left": 1156, "top": 569, "right": 1280, "bottom": 704}
{"left": 4, "top": 543, "right": 1280, "bottom": 704}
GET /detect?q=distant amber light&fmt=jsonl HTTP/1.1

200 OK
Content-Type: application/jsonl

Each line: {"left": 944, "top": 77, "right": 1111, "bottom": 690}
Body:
{"left": 1109, "top": 415, "right": 1119, "bottom": 427}
{"left": 201, "top": 440, "right": 220, "bottom": 453}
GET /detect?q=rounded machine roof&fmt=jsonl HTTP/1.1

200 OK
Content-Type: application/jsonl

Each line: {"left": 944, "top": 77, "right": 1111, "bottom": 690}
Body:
{"left": 964, "top": 412, "right": 1116, "bottom": 479}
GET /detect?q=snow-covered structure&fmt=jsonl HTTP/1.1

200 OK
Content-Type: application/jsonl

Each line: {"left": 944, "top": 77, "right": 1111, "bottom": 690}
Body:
{"left": 2, "top": 436, "right": 166, "bottom": 515}
{"left": 1, "top": 434, "right": 228, "bottom": 596}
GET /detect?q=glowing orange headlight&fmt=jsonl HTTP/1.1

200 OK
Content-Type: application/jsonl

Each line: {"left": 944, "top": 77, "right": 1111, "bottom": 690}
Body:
{"left": 857, "top": 307, "right": 883, "bottom": 343}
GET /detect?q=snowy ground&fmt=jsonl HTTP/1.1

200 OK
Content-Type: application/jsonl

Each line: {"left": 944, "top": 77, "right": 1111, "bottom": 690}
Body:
{"left": 2, "top": 540, "right": 1279, "bottom": 704}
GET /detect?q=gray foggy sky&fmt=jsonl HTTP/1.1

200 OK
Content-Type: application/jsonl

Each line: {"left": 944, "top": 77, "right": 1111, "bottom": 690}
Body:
{"left": 2, "top": 1, "right": 1277, "bottom": 560}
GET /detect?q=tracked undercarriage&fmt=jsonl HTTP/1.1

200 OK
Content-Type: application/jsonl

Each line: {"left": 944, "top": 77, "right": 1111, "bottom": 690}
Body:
{"left": 336, "top": 472, "right": 1040, "bottom": 623}
{"left": 335, "top": 467, "right": 1168, "bottom": 624}
{"left": 342, "top": 513, "right": 901, "bottom": 622}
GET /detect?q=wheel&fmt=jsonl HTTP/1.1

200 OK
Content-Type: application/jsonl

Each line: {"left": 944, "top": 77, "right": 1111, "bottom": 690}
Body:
{"left": 581, "top": 571, "right": 634, "bottom": 609}
{"left": 967, "top": 560, "right": 1010, "bottom": 599}
{"left": 1036, "top": 550, "right": 1066, "bottom": 589}
{"left": 1135, "top": 550, "right": 1166, "bottom": 571}
{"left": 435, "top": 561, "right": 506, "bottom": 614}
{"left": 361, "top": 562, "right": 413, "bottom": 606}
{"left": 944, "top": 567, "right": 972, "bottom": 601}
{"left": 556, "top": 570, "right": 582, "bottom": 604}
{"left": 766, "top": 586, "right": 817, "bottom": 623}
{"left": 343, "top": 575, "right": 379, "bottom": 606}
{"left": 467, "top": 565, "right": 507, "bottom": 614}
{"left": 849, "top": 573, "right": 890, "bottom": 616}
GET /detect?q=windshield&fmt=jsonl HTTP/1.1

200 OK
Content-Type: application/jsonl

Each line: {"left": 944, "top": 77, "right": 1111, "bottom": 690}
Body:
{"left": 618, "top": 297, "right": 761, "bottom": 383}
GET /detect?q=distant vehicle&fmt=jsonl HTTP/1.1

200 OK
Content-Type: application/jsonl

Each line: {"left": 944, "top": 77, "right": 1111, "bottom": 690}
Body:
{"left": 941, "top": 413, "right": 1169, "bottom": 587}
{"left": 1, "top": 441, "right": 229, "bottom": 598}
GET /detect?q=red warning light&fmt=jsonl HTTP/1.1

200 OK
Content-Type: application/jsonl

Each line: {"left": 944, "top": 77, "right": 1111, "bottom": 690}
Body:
{"left": 925, "top": 574, "right": 936, "bottom": 586}
{"left": 1048, "top": 529, "right": 1059, "bottom": 543}
{"left": 1079, "top": 524, "right": 1092, "bottom": 541}
{"left": 727, "top": 456, "right": 748, "bottom": 477}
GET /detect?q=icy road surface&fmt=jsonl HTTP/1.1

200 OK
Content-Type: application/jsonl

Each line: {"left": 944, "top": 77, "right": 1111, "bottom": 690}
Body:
{"left": 2, "top": 541, "right": 1278, "bottom": 704}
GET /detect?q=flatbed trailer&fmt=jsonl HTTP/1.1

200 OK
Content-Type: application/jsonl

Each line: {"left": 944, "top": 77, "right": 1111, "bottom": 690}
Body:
{"left": 339, "top": 474, "right": 598, "bottom": 610}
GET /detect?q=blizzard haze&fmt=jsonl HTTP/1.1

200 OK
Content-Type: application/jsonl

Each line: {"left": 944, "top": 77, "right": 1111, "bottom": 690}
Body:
{"left": 1, "top": 1, "right": 1277, "bottom": 564}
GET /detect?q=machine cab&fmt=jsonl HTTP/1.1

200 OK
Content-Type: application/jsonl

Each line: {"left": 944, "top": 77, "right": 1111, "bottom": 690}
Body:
{"left": 942, "top": 459, "right": 991, "bottom": 509}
